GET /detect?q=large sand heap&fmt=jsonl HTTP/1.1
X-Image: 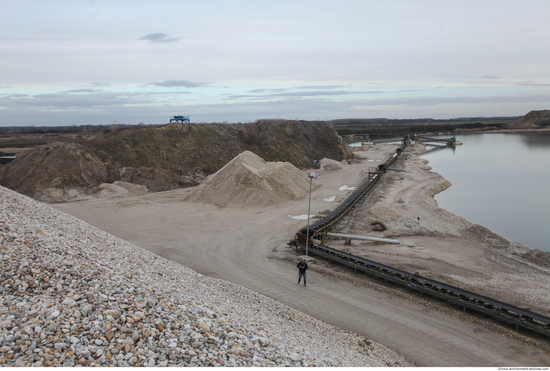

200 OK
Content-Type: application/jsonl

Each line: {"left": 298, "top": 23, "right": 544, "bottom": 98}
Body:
{"left": 183, "top": 151, "right": 312, "bottom": 207}
{"left": 320, "top": 157, "right": 344, "bottom": 171}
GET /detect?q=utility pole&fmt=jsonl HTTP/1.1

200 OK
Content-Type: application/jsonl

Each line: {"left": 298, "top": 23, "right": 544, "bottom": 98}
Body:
{"left": 305, "top": 172, "right": 318, "bottom": 257}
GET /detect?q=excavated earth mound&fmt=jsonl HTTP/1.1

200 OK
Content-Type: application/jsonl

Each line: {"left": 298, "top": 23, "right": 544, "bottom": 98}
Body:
{"left": 320, "top": 158, "right": 344, "bottom": 171}
{"left": 98, "top": 181, "right": 149, "bottom": 198}
{"left": 0, "top": 143, "right": 107, "bottom": 202}
{"left": 86, "top": 121, "right": 353, "bottom": 193}
{"left": 0, "top": 121, "right": 353, "bottom": 201}
{"left": 183, "top": 151, "right": 313, "bottom": 207}
{"left": 507, "top": 109, "right": 550, "bottom": 129}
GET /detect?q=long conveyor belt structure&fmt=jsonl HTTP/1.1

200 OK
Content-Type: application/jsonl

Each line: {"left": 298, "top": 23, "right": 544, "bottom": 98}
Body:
{"left": 293, "top": 136, "right": 550, "bottom": 337}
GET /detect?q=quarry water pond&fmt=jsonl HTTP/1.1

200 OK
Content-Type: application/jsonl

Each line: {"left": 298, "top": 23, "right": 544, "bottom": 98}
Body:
{"left": 419, "top": 131, "right": 550, "bottom": 252}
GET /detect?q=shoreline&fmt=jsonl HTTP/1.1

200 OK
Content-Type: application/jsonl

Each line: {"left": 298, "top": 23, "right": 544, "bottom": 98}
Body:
{"left": 342, "top": 126, "right": 550, "bottom": 143}
{"left": 339, "top": 144, "right": 550, "bottom": 317}
{"left": 443, "top": 126, "right": 550, "bottom": 135}
{"left": 347, "top": 132, "right": 549, "bottom": 254}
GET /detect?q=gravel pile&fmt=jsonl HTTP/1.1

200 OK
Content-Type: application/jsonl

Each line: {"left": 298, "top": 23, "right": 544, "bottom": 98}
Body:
{"left": 0, "top": 185, "right": 412, "bottom": 367}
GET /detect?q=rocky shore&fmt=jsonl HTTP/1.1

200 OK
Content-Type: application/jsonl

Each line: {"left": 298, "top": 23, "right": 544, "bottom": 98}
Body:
{"left": 0, "top": 185, "right": 412, "bottom": 367}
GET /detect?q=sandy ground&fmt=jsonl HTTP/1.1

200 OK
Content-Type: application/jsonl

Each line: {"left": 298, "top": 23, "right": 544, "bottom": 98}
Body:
{"left": 52, "top": 143, "right": 550, "bottom": 367}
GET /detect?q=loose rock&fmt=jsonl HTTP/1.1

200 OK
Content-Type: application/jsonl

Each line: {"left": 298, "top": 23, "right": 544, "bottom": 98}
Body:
{"left": 0, "top": 185, "right": 412, "bottom": 367}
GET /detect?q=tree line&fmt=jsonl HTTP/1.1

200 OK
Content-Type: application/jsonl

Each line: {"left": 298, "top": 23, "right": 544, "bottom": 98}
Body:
{"left": 0, "top": 123, "right": 162, "bottom": 135}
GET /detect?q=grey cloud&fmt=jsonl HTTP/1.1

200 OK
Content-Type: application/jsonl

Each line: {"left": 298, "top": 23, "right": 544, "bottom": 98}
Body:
{"left": 185, "top": 96, "right": 365, "bottom": 123}
{"left": 93, "top": 82, "right": 110, "bottom": 87}
{"left": 228, "top": 88, "right": 394, "bottom": 101}
{"left": 148, "top": 80, "right": 208, "bottom": 88}
{"left": 227, "top": 94, "right": 272, "bottom": 100}
{"left": 0, "top": 93, "right": 29, "bottom": 98}
{"left": 149, "top": 91, "right": 192, "bottom": 95}
{"left": 359, "top": 93, "right": 550, "bottom": 107}
{"left": 229, "top": 90, "right": 357, "bottom": 100}
{"left": 214, "top": 93, "right": 550, "bottom": 118}
{"left": 270, "top": 90, "right": 359, "bottom": 97}
{"left": 247, "top": 88, "right": 290, "bottom": 94}
{"left": 247, "top": 86, "right": 345, "bottom": 94}
{"left": 515, "top": 81, "right": 550, "bottom": 87}
{"left": 140, "top": 33, "right": 181, "bottom": 43}
{"left": 294, "top": 85, "right": 345, "bottom": 90}
{"left": 0, "top": 104, "right": 191, "bottom": 127}
{"left": 483, "top": 76, "right": 499, "bottom": 79}
{"left": 0, "top": 89, "right": 195, "bottom": 112}
{"left": 395, "top": 89, "right": 424, "bottom": 93}
{"left": 63, "top": 89, "right": 99, "bottom": 93}
{"left": 0, "top": 91, "right": 149, "bottom": 109}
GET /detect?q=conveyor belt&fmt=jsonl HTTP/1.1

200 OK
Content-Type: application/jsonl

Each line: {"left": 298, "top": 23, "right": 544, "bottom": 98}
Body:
{"left": 307, "top": 242, "right": 550, "bottom": 335}
{"left": 295, "top": 137, "right": 550, "bottom": 337}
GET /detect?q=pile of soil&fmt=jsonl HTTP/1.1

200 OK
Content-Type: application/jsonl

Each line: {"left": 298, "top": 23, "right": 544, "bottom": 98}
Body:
{"left": 320, "top": 158, "right": 344, "bottom": 171}
{"left": 86, "top": 121, "right": 353, "bottom": 192}
{"left": 98, "top": 181, "right": 149, "bottom": 198}
{"left": 0, "top": 143, "right": 107, "bottom": 202}
{"left": 1, "top": 121, "right": 353, "bottom": 201}
{"left": 507, "top": 109, "right": 550, "bottom": 129}
{"left": 183, "top": 151, "right": 313, "bottom": 207}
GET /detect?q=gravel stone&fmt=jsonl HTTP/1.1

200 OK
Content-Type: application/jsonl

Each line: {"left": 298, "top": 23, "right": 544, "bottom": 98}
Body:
{"left": 0, "top": 185, "right": 413, "bottom": 367}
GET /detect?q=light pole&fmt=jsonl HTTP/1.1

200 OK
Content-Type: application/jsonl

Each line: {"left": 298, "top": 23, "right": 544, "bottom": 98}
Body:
{"left": 305, "top": 172, "right": 318, "bottom": 257}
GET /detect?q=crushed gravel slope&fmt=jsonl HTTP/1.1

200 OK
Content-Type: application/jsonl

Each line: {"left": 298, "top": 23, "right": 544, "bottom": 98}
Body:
{"left": 0, "top": 185, "right": 412, "bottom": 367}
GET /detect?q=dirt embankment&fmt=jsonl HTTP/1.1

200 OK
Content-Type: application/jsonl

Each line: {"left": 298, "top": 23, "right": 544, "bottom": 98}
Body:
{"left": 0, "top": 143, "right": 108, "bottom": 201}
{"left": 87, "top": 121, "right": 353, "bottom": 191}
{"left": 0, "top": 121, "right": 352, "bottom": 201}
{"left": 506, "top": 109, "right": 550, "bottom": 129}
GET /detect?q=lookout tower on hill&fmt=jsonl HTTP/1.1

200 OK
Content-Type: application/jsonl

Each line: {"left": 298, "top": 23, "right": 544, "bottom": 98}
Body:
{"left": 170, "top": 115, "right": 190, "bottom": 123}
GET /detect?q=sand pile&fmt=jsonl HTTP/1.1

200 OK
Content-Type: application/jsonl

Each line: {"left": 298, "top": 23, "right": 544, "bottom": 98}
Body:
{"left": 320, "top": 158, "right": 343, "bottom": 171}
{"left": 183, "top": 151, "right": 312, "bottom": 207}
{"left": 98, "top": 181, "right": 149, "bottom": 198}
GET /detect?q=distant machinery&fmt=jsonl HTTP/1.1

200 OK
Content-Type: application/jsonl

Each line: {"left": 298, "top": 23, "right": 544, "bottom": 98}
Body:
{"left": 413, "top": 134, "right": 462, "bottom": 146}
{"left": 170, "top": 115, "right": 190, "bottom": 123}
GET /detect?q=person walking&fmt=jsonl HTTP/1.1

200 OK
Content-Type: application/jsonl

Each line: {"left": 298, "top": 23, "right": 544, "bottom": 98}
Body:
{"left": 297, "top": 258, "right": 308, "bottom": 287}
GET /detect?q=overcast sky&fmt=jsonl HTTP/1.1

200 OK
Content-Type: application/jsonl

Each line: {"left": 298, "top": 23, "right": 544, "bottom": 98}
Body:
{"left": 1, "top": 0, "right": 549, "bottom": 126}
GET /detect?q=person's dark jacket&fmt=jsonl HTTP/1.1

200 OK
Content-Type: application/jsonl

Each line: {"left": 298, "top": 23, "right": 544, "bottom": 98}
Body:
{"left": 297, "top": 261, "right": 308, "bottom": 272}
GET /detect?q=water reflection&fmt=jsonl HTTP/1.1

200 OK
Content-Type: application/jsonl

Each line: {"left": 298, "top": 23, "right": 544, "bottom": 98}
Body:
{"left": 517, "top": 131, "right": 550, "bottom": 148}
{"left": 421, "top": 132, "right": 550, "bottom": 252}
{"left": 422, "top": 144, "right": 456, "bottom": 155}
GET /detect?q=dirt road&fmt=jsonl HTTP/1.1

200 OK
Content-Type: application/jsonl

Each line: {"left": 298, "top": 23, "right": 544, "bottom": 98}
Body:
{"left": 53, "top": 145, "right": 550, "bottom": 367}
